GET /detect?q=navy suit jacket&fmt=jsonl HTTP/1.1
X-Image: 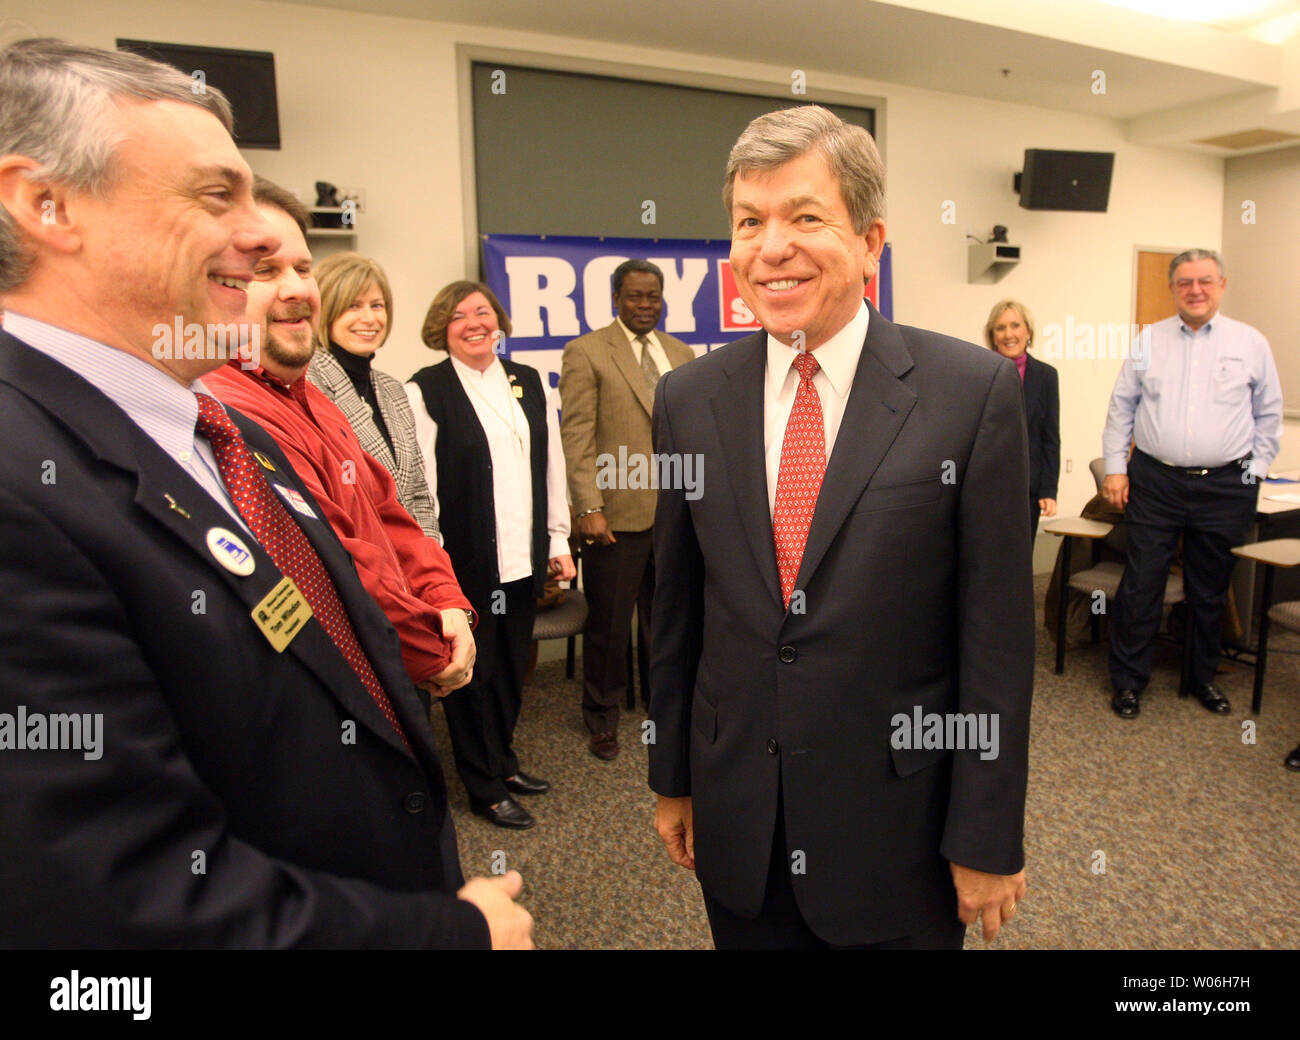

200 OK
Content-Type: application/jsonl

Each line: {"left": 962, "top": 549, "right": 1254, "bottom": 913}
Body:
{"left": 1023, "top": 352, "right": 1060, "bottom": 502}
{"left": 647, "top": 305, "right": 1034, "bottom": 945}
{"left": 0, "top": 330, "right": 489, "bottom": 948}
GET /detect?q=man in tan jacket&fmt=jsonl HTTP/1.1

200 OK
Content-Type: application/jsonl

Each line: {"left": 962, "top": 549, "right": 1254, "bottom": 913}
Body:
{"left": 560, "top": 259, "right": 695, "bottom": 759}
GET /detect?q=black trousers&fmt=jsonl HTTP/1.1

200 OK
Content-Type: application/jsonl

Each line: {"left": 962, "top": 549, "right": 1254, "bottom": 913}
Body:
{"left": 441, "top": 577, "right": 536, "bottom": 809}
{"left": 1109, "top": 449, "right": 1257, "bottom": 693}
{"left": 701, "top": 796, "right": 966, "bottom": 950}
{"left": 580, "top": 529, "right": 653, "bottom": 735}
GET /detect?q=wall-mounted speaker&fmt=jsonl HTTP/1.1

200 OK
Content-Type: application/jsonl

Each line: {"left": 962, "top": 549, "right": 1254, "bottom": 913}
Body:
{"left": 117, "top": 40, "right": 280, "bottom": 150}
{"left": 1015, "top": 149, "right": 1114, "bottom": 212}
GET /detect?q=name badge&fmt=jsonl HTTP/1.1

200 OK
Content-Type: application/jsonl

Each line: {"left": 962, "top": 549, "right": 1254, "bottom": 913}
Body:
{"left": 206, "top": 527, "right": 255, "bottom": 576}
{"left": 274, "top": 484, "right": 318, "bottom": 519}
{"left": 251, "top": 576, "right": 313, "bottom": 652}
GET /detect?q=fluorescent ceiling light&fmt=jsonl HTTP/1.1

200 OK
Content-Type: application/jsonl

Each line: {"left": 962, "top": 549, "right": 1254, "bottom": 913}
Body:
{"left": 1098, "top": 0, "right": 1292, "bottom": 23}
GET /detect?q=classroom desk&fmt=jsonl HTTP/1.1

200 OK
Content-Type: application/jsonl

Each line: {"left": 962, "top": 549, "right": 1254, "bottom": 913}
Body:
{"left": 1229, "top": 483, "right": 1300, "bottom": 650}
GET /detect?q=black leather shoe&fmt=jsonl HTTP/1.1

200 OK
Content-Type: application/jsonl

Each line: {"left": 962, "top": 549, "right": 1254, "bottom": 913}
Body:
{"left": 1191, "top": 683, "right": 1231, "bottom": 714}
{"left": 1111, "top": 689, "right": 1140, "bottom": 719}
{"left": 1286, "top": 745, "right": 1300, "bottom": 772}
{"left": 472, "top": 796, "right": 535, "bottom": 829}
{"left": 504, "top": 771, "right": 550, "bottom": 795}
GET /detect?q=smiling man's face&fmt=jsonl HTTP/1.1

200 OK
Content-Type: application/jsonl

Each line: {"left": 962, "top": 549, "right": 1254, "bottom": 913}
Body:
{"left": 728, "top": 149, "right": 884, "bottom": 351}
{"left": 70, "top": 98, "right": 276, "bottom": 382}
{"left": 244, "top": 204, "right": 319, "bottom": 382}
{"left": 1170, "top": 257, "right": 1225, "bottom": 331}
{"left": 614, "top": 270, "right": 663, "bottom": 336}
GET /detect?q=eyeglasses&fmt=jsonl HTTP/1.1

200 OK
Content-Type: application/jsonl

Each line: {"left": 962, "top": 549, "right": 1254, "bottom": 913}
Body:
{"left": 1173, "top": 277, "right": 1220, "bottom": 291}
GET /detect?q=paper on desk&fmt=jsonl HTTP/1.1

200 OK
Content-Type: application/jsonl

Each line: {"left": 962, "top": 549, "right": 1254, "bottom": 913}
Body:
{"left": 1265, "top": 492, "right": 1300, "bottom": 504}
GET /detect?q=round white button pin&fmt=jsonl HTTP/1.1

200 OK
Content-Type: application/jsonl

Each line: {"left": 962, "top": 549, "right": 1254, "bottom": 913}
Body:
{"left": 205, "top": 527, "right": 256, "bottom": 576}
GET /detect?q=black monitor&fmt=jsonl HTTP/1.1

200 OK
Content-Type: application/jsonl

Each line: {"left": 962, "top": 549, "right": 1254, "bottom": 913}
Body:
{"left": 117, "top": 40, "right": 280, "bottom": 149}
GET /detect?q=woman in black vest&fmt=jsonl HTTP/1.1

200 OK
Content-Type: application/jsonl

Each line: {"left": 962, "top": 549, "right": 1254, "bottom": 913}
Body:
{"left": 406, "top": 281, "right": 575, "bottom": 830}
{"left": 984, "top": 298, "right": 1059, "bottom": 544}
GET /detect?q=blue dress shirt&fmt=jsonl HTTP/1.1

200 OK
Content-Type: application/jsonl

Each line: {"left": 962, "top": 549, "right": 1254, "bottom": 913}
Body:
{"left": 2, "top": 311, "right": 247, "bottom": 528}
{"left": 1102, "top": 312, "right": 1282, "bottom": 478}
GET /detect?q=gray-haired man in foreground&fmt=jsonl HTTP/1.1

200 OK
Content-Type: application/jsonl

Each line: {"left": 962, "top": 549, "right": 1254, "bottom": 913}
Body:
{"left": 0, "top": 38, "right": 530, "bottom": 948}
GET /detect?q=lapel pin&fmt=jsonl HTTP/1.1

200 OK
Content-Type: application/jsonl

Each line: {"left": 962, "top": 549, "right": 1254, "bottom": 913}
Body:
{"left": 252, "top": 451, "right": 277, "bottom": 471}
{"left": 205, "top": 527, "right": 256, "bottom": 576}
{"left": 163, "top": 493, "right": 191, "bottom": 520}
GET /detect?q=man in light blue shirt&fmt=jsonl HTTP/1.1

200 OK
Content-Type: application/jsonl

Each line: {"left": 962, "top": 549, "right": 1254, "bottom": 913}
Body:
{"left": 1102, "top": 248, "right": 1283, "bottom": 719}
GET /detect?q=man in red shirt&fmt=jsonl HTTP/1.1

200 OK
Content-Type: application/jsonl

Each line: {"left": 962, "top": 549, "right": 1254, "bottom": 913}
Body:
{"left": 206, "top": 178, "right": 475, "bottom": 697}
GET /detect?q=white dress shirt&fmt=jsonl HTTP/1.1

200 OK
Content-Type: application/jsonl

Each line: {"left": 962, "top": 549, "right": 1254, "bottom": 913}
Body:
{"left": 615, "top": 317, "right": 672, "bottom": 377}
{"left": 764, "top": 302, "right": 870, "bottom": 516}
{"left": 405, "top": 357, "right": 570, "bottom": 581}
{"left": 2, "top": 311, "right": 248, "bottom": 531}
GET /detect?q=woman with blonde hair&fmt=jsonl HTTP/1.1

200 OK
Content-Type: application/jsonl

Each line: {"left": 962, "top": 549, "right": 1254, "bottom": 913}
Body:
{"left": 984, "top": 298, "right": 1059, "bottom": 542}
{"left": 307, "top": 251, "right": 439, "bottom": 538}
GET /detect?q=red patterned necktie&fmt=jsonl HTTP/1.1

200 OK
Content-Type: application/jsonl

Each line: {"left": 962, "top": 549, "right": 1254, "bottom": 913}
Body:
{"left": 194, "top": 393, "right": 410, "bottom": 748}
{"left": 772, "top": 351, "right": 827, "bottom": 609}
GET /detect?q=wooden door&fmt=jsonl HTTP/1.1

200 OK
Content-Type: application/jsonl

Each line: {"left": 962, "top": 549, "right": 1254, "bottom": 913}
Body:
{"left": 1135, "top": 250, "right": 1178, "bottom": 328}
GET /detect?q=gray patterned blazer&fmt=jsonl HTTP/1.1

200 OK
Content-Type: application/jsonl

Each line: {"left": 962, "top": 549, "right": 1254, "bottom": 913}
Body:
{"left": 307, "top": 351, "right": 441, "bottom": 540}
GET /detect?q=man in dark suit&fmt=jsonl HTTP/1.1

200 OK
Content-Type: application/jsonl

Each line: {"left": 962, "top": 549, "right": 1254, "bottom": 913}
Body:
{"left": 560, "top": 261, "right": 696, "bottom": 759}
{"left": 0, "top": 38, "right": 530, "bottom": 948}
{"left": 649, "top": 106, "right": 1034, "bottom": 949}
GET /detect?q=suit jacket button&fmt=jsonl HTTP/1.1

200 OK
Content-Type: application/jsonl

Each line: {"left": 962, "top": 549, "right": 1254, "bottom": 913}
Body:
{"left": 403, "top": 792, "right": 427, "bottom": 814}
{"left": 779, "top": 645, "right": 797, "bottom": 664}
{"left": 767, "top": 738, "right": 779, "bottom": 755}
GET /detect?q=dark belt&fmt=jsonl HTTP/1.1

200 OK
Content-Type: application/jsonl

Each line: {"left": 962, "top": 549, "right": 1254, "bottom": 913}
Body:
{"left": 1135, "top": 448, "right": 1250, "bottom": 478}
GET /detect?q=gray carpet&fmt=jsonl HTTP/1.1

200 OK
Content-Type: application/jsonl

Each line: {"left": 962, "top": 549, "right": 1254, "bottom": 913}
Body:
{"left": 429, "top": 575, "right": 1300, "bottom": 949}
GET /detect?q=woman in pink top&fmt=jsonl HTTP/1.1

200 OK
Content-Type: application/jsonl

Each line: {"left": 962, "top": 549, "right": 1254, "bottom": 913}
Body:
{"left": 984, "top": 299, "right": 1059, "bottom": 544}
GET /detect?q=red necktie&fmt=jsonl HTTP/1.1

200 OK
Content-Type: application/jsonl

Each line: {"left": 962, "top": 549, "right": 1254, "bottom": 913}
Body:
{"left": 194, "top": 393, "right": 410, "bottom": 748}
{"left": 772, "top": 351, "right": 826, "bottom": 608}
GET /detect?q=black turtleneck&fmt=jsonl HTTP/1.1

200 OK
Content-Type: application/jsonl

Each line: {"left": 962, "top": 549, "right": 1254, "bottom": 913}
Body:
{"left": 329, "top": 343, "right": 394, "bottom": 454}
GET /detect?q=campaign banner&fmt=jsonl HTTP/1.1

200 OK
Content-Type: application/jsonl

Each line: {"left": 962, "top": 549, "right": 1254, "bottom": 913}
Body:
{"left": 481, "top": 233, "right": 892, "bottom": 390}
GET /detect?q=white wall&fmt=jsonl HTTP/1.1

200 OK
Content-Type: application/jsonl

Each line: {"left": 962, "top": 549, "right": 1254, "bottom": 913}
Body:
{"left": 881, "top": 88, "right": 1221, "bottom": 515}
{"left": 1223, "top": 146, "right": 1299, "bottom": 471}
{"left": 4, "top": 0, "right": 1225, "bottom": 518}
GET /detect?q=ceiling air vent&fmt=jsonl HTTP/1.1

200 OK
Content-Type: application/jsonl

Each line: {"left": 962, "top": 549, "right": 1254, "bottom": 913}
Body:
{"left": 1194, "top": 129, "right": 1300, "bottom": 150}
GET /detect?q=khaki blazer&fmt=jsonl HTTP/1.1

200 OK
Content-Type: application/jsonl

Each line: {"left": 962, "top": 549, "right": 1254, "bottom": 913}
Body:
{"left": 559, "top": 321, "right": 695, "bottom": 532}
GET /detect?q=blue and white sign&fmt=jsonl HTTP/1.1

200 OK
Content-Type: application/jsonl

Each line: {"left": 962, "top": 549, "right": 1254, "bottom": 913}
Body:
{"left": 481, "top": 234, "right": 892, "bottom": 390}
